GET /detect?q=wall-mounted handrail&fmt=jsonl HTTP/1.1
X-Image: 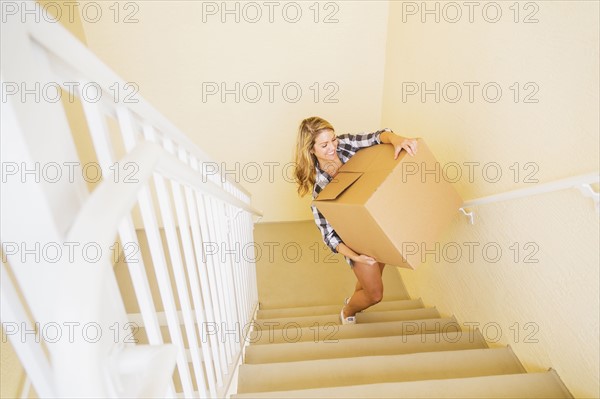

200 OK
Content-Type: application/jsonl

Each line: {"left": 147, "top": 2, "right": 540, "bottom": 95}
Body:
{"left": 459, "top": 172, "right": 599, "bottom": 224}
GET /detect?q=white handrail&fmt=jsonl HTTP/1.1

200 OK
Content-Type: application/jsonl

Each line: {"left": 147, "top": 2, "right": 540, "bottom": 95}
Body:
{"left": 0, "top": 264, "right": 55, "bottom": 398}
{"left": 64, "top": 139, "right": 262, "bottom": 397}
{"left": 2, "top": 3, "right": 263, "bottom": 397}
{"left": 459, "top": 172, "right": 599, "bottom": 223}
{"left": 24, "top": 3, "right": 252, "bottom": 199}
{"left": 67, "top": 141, "right": 261, "bottom": 246}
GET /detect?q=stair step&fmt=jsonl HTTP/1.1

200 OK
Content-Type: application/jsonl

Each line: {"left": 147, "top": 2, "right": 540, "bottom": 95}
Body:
{"left": 355, "top": 307, "right": 440, "bottom": 323}
{"left": 233, "top": 370, "right": 572, "bottom": 398}
{"left": 249, "top": 317, "right": 460, "bottom": 345}
{"left": 257, "top": 299, "right": 424, "bottom": 319}
{"left": 237, "top": 347, "right": 525, "bottom": 393}
{"left": 253, "top": 307, "right": 441, "bottom": 330}
{"left": 244, "top": 329, "right": 487, "bottom": 364}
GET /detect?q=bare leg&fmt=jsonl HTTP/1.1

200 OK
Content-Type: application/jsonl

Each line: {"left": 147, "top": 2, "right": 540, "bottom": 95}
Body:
{"left": 344, "top": 262, "right": 386, "bottom": 318}
{"left": 353, "top": 280, "right": 362, "bottom": 293}
{"left": 352, "top": 262, "right": 384, "bottom": 293}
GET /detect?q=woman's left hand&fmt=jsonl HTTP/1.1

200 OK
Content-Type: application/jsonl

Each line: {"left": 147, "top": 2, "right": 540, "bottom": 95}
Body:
{"left": 391, "top": 136, "right": 418, "bottom": 159}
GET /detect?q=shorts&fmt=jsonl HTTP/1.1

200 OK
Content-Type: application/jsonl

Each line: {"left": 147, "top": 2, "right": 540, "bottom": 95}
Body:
{"left": 344, "top": 256, "right": 354, "bottom": 268}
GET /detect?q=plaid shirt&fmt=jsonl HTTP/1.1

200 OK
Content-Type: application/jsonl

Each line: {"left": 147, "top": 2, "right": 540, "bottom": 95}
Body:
{"left": 311, "top": 129, "right": 391, "bottom": 263}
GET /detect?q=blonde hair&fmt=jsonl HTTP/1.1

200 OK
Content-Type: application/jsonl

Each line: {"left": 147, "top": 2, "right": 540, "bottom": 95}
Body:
{"left": 294, "top": 116, "right": 335, "bottom": 197}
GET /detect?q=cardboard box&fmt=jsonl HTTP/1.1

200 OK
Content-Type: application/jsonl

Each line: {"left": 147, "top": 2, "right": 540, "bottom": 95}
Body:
{"left": 313, "top": 139, "right": 463, "bottom": 269}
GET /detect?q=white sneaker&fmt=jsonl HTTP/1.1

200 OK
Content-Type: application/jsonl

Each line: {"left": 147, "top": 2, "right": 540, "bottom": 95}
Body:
{"left": 340, "top": 307, "right": 356, "bottom": 325}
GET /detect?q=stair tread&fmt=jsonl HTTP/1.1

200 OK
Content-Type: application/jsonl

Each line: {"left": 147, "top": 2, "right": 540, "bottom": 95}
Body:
{"left": 257, "top": 297, "right": 411, "bottom": 311}
{"left": 245, "top": 329, "right": 488, "bottom": 364}
{"left": 238, "top": 347, "right": 526, "bottom": 393}
{"left": 257, "top": 299, "right": 424, "bottom": 319}
{"left": 254, "top": 307, "right": 441, "bottom": 329}
{"left": 233, "top": 370, "right": 572, "bottom": 398}
{"left": 249, "top": 317, "right": 460, "bottom": 345}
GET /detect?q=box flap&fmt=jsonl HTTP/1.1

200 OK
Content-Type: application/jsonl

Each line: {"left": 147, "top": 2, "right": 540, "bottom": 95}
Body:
{"left": 315, "top": 172, "right": 363, "bottom": 200}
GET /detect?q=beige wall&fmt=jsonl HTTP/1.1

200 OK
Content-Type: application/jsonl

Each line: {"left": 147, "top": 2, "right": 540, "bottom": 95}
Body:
{"left": 38, "top": 0, "right": 88, "bottom": 43}
{"left": 80, "top": 0, "right": 389, "bottom": 223}
{"left": 381, "top": 2, "right": 599, "bottom": 397}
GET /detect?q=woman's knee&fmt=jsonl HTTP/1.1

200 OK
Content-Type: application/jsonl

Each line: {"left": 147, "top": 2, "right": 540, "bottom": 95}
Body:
{"left": 366, "top": 287, "right": 383, "bottom": 305}
{"left": 352, "top": 261, "right": 384, "bottom": 304}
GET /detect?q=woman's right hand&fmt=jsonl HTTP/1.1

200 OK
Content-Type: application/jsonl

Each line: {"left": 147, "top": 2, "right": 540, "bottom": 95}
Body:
{"left": 336, "top": 243, "right": 379, "bottom": 266}
{"left": 353, "top": 254, "right": 378, "bottom": 266}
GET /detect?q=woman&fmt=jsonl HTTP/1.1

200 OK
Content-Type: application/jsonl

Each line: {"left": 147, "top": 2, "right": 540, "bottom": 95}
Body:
{"left": 294, "top": 116, "right": 418, "bottom": 325}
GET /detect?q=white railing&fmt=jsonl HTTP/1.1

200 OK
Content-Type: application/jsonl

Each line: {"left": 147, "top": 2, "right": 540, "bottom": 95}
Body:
{"left": 459, "top": 172, "right": 599, "bottom": 224}
{"left": 1, "top": 2, "right": 262, "bottom": 398}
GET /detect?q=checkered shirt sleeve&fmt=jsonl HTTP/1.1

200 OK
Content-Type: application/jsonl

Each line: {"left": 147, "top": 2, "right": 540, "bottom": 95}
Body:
{"left": 336, "top": 130, "right": 383, "bottom": 153}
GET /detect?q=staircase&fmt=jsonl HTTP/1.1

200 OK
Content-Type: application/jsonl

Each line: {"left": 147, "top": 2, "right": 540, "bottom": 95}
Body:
{"left": 233, "top": 298, "right": 573, "bottom": 398}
